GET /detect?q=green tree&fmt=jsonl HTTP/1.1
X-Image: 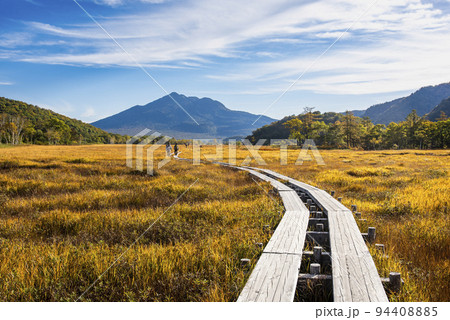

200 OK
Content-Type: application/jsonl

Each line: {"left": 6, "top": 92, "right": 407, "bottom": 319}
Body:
{"left": 340, "top": 111, "right": 362, "bottom": 148}
{"left": 363, "top": 124, "right": 386, "bottom": 150}
{"left": 405, "top": 109, "right": 423, "bottom": 148}
{"left": 384, "top": 122, "right": 406, "bottom": 149}
{"left": 284, "top": 118, "right": 304, "bottom": 145}
{"left": 302, "top": 107, "right": 320, "bottom": 139}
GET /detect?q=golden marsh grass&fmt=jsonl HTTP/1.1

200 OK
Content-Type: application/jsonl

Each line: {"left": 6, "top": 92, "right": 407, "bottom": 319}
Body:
{"left": 0, "top": 145, "right": 280, "bottom": 301}
{"left": 1, "top": 145, "right": 449, "bottom": 301}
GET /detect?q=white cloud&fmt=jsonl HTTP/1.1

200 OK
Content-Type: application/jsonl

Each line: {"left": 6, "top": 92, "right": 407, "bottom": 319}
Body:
{"left": 0, "top": 81, "right": 13, "bottom": 85}
{"left": 94, "top": 0, "right": 124, "bottom": 6}
{"left": 2, "top": 0, "right": 450, "bottom": 96}
{"left": 315, "top": 31, "right": 351, "bottom": 39}
{"left": 0, "top": 32, "right": 33, "bottom": 47}
{"left": 92, "top": 0, "right": 168, "bottom": 6}
{"left": 204, "top": 0, "right": 450, "bottom": 94}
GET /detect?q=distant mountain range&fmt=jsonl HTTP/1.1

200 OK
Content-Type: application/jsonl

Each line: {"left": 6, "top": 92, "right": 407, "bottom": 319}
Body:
{"left": 92, "top": 92, "right": 276, "bottom": 138}
{"left": 350, "top": 82, "right": 450, "bottom": 124}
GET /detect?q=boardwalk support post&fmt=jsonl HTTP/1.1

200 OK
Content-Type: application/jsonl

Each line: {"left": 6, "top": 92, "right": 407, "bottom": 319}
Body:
{"left": 389, "top": 272, "right": 402, "bottom": 293}
{"left": 313, "top": 246, "right": 322, "bottom": 263}
{"left": 351, "top": 204, "right": 357, "bottom": 212}
{"left": 330, "top": 191, "right": 335, "bottom": 197}
{"left": 368, "top": 227, "right": 376, "bottom": 243}
{"left": 310, "top": 263, "right": 321, "bottom": 275}
{"left": 316, "top": 223, "right": 324, "bottom": 232}
{"left": 337, "top": 197, "right": 342, "bottom": 202}
{"left": 355, "top": 212, "right": 362, "bottom": 219}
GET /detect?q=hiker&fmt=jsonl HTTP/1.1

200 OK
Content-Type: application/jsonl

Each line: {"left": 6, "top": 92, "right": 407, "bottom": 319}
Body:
{"left": 165, "top": 141, "right": 172, "bottom": 157}
{"left": 174, "top": 142, "right": 179, "bottom": 157}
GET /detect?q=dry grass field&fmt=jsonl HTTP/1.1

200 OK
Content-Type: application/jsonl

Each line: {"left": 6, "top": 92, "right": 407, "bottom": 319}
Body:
{"left": 0, "top": 145, "right": 280, "bottom": 301}
{"left": 0, "top": 144, "right": 449, "bottom": 301}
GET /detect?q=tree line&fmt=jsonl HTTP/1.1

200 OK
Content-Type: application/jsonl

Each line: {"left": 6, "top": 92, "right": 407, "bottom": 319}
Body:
{"left": 248, "top": 108, "right": 450, "bottom": 150}
{"left": 0, "top": 97, "right": 129, "bottom": 145}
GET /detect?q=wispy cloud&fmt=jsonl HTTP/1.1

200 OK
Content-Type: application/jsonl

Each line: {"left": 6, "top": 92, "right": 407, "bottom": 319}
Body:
{"left": 0, "top": 81, "right": 13, "bottom": 86}
{"left": 82, "top": 106, "right": 96, "bottom": 118}
{"left": 1, "top": 0, "right": 449, "bottom": 96}
{"left": 25, "top": 0, "right": 42, "bottom": 6}
{"left": 92, "top": 0, "right": 169, "bottom": 7}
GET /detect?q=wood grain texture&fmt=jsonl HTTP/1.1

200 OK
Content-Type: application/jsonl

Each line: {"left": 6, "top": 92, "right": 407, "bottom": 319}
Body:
{"left": 237, "top": 253, "right": 302, "bottom": 302}
{"left": 264, "top": 210, "right": 309, "bottom": 255}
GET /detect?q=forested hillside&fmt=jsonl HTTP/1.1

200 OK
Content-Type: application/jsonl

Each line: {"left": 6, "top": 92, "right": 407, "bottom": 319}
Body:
{"left": 426, "top": 97, "right": 450, "bottom": 121}
{"left": 247, "top": 108, "right": 450, "bottom": 150}
{"left": 351, "top": 82, "right": 450, "bottom": 124}
{"left": 0, "top": 97, "right": 128, "bottom": 145}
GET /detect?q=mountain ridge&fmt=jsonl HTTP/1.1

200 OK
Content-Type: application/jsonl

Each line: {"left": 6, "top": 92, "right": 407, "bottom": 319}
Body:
{"left": 92, "top": 92, "right": 277, "bottom": 138}
{"left": 350, "top": 82, "right": 450, "bottom": 124}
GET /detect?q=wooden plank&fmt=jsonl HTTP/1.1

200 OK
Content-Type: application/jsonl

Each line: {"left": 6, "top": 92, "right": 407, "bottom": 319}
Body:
{"left": 233, "top": 168, "right": 309, "bottom": 302}
{"left": 278, "top": 190, "right": 305, "bottom": 211}
{"left": 240, "top": 168, "right": 292, "bottom": 191}
{"left": 327, "top": 209, "right": 353, "bottom": 302}
{"left": 263, "top": 210, "right": 309, "bottom": 255}
{"left": 341, "top": 208, "right": 389, "bottom": 302}
{"left": 237, "top": 253, "right": 301, "bottom": 302}
{"left": 327, "top": 208, "right": 388, "bottom": 302}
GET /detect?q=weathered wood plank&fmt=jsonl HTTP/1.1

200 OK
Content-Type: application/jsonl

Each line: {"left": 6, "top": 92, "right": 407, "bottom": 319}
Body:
{"left": 341, "top": 208, "right": 389, "bottom": 302}
{"left": 263, "top": 209, "right": 309, "bottom": 255}
{"left": 237, "top": 253, "right": 301, "bottom": 302}
{"left": 240, "top": 168, "right": 292, "bottom": 191}
{"left": 322, "top": 209, "right": 388, "bottom": 301}
{"left": 278, "top": 190, "right": 305, "bottom": 211}
{"left": 234, "top": 168, "right": 308, "bottom": 302}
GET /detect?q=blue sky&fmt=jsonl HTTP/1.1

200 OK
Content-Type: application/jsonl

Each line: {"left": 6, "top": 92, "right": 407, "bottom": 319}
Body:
{"left": 1, "top": 0, "right": 450, "bottom": 124}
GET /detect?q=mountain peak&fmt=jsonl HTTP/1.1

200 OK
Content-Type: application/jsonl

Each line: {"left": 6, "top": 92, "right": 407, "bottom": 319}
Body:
{"left": 92, "top": 94, "right": 276, "bottom": 138}
{"left": 168, "top": 92, "right": 184, "bottom": 98}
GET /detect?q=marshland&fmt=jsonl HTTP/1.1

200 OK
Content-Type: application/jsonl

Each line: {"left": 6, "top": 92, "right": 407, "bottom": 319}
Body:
{"left": 0, "top": 145, "right": 448, "bottom": 301}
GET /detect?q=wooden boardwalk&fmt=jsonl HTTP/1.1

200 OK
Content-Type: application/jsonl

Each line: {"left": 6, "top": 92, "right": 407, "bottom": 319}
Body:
{"left": 253, "top": 168, "right": 388, "bottom": 302}
{"left": 178, "top": 158, "right": 389, "bottom": 302}
{"left": 235, "top": 167, "right": 310, "bottom": 302}
{"left": 232, "top": 166, "right": 388, "bottom": 302}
